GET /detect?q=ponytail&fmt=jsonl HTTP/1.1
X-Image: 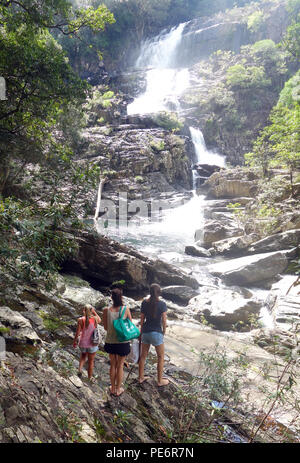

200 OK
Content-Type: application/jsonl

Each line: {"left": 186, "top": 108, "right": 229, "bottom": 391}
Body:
{"left": 83, "top": 304, "right": 93, "bottom": 329}
{"left": 145, "top": 284, "right": 161, "bottom": 319}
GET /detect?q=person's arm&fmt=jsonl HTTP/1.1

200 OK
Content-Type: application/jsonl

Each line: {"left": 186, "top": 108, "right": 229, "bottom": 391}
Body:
{"left": 125, "top": 306, "right": 132, "bottom": 321}
{"left": 92, "top": 307, "right": 101, "bottom": 324}
{"left": 162, "top": 312, "right": 167, "bottom": 335}
{"left": 140, "top": 312, "right": 145, "bottom": 329}
{"left": 140, "top": 312, "right": 145, "bottom": 337}
{"left": 102, "top": 308, "right": 108, "bottom": 331}
{"left": 73, "top": 318, "right": 83, "bottom": 348}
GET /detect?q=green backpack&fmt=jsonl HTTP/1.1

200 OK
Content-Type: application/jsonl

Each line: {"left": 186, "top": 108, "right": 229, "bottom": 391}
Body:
{"left": 113, "top": 306, "right": 140, "bottom": 342}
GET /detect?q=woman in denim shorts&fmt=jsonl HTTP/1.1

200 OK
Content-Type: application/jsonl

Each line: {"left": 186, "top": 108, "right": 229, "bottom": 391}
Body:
{"left": 73, "top": 304, "right": 101, "bottom": 382}
{"left": 138, "top": 284, "right": 169, "bottom": 386}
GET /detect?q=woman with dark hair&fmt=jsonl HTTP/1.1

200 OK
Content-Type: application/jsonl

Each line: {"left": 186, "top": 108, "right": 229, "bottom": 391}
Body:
{"left": 102, "top": 288, "right": 132, "bottom": 396}
{"left": 138, "top": 283, "right": 169, "bottom": 386}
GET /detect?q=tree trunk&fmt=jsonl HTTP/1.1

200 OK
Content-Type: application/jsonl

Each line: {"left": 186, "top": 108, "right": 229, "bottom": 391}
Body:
{"left": 94, "top": 176, "right": 107, "bottom": 222}
{"left": 0, "top": 157, "right": 10, "bottom": 195}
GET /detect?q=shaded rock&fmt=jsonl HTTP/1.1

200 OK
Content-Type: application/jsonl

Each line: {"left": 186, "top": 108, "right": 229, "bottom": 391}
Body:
{"left": 60, "top": 274, "right": 106, "bottom": 308}
{"left": 208, "top": 250, "right": 292, "bottom": 286}
{"left": 185, "top": 245, "right": 212, "bottom": 257}
{"left": 63, "top": 231, "right": 199, "bottom": 294}
{"left": 188, "top": 287, "right": 263, "bottom": 331}
{"left": 0, "top": 307, "right": 41, "bottom": 346}
{"left": 212, "top": 234, "right": 259, "bottom": 256}
{"left": 161, "top": 286, "right": 199, "bottom": 306}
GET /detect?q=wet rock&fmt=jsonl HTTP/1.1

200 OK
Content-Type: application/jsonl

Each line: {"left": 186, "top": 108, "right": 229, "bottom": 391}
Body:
{"left": 185, "top": 244, "right": 212, "bottom": 258}
{"left": 188, "top": 287, "right": 263, "bottom": 331}
{"left": 208, "top": 250, "right": 293, "bottom": 286}
{"left": 161, "top": 285, "right": 199, "bottom": 306}
{"left": 63, "top": 231, "right": 199, "bottom": 294}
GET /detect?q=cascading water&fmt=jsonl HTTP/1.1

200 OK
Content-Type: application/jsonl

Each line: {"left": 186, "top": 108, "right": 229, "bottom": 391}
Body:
{"left": 103, "top": 22, "right": 226, "bottom": 270}
{"left": 127, "top": 23, "right": 190, "bottom": 115}
{"left": 190, "top": 127, "right": 225, "bottom": 167}
{"left": 98, "top": 20, "right": 275, "bottom": 337}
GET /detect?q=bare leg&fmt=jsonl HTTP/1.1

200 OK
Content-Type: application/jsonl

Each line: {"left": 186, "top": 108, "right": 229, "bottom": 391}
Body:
{"left": 115, "top": 355, "right": 126, "bottom": 396}
{"left": 138, "top": 343, "right": 150, "bottom": 383}
{"left": 109, "top": 354, "right": 117, "bottom": 394}
{"left": 79, "top": 352, "right": 88, "bottom": 374}
{"left": 87, "top": 352, "right": 97, "bottom": 380}
{"left": 155, "top": 343, "right": 169, "bottom": 386}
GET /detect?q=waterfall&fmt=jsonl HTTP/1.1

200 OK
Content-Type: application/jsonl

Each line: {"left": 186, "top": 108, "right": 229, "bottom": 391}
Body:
{"left": 190, "top": 127, "right": 225, "bottom": 167}
{"left": 127, "top": 23, "right": 190, "bottom": 115}
{"left": 94, "top": 177, "right": 106, "bottom": 222}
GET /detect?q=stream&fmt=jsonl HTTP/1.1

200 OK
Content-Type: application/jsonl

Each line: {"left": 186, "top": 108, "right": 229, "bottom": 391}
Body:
{"left": 97, "top": 22, "right": 275, "bottom": 328}
{"left": 92, "top": 23, "right": 300, "bottom": 437}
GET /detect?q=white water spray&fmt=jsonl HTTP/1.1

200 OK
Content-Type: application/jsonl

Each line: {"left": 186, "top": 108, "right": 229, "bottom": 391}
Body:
{"left": 127, "top": 23, "right": 190, "bottom": 115}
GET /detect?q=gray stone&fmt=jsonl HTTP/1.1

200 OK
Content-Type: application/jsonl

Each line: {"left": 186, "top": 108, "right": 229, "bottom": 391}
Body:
{"left": 208, "top": 251, "right": 292, "bottom": 286}
{"left": 161, "top": 286, "right": 199, "bottom": 305}
{"left": 185, "top": 245, "right": 212, "bottom": 257}
{"left": 188, "top": 287, "right": 263, "bottom": 331}
{"left": 0, "top": 307, "right": 41, "bottom": 345}
{"left": 248, "top": 230, "right": 300, "bottom": 254}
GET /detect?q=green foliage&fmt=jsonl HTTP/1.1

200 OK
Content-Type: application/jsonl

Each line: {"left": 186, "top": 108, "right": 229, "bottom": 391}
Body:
{"left": 281, "top": 0, "right": 300, "bottom": 60}
{"left": 0, "top": 0, "right": 114, "bottom": 196}
{"left": 246, "top": 71, "right": 300, "bottom": 183}
{"left": 152, "top": 111, "right": 183, "bottom": 132}
{"left": 247, "top": 10, "right": 265, "bottom": 33}
{"left": 226, "top": 64, "right": 271, "bottom": 89}
{"left": 0, "top": 196, "right": 79, "bottom": 289}
{"left": 149, "top": 139, "right": 165, "bottom": 152}
{"left": 39, "top": 311, "right": 72, "bottom": 333}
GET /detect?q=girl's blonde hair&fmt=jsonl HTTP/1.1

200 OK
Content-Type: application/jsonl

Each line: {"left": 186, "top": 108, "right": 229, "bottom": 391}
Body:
{"left": 83, "top": 304, "right": 94, "bottom": 329}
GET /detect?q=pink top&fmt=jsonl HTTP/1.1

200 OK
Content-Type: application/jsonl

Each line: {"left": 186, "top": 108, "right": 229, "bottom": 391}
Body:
{"left": 79, "top": 317, "right": 96, "bottom": 348}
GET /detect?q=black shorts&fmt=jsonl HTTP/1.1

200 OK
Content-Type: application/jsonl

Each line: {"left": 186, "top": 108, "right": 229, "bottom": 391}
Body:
{"left": 104, "top": 342, "right": 130, "bottom": 357}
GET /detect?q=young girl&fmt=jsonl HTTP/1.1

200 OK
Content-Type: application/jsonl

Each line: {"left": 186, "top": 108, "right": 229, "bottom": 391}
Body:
{"left": 138, "top": 283, "right": 169, "bottom": 386}
{"left": 73, "top": 304, "right": 101, "bottom": 381}
{"left": 102, "top": 288, "right": 132, "bottom": 396}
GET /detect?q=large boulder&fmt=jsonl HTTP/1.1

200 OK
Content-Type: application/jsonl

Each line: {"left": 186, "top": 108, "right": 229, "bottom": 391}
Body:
{"left": 273, "top": 295, "right": 300, "bottom": 332}
{"left": 0, "top": 307, "right": 42, "bottom": 348}
{"left": 212, "top": 234, "right": 259, "bottom": 256}
{"left": 187, "top": 287, "right": 263, "bottom": 331}
{"left": 201, "top": 219, "right": 243, "bottom": 247}
{"left": 247, "top": 230, "right": 300, "bottom": 254}
{"left": 62, "top": 231, "right": 199, "bottom": 294}
{"left": 208, "top": 250, "right": 293, "bottom": 286}
{"left": 185, "top": 244, "right": 212, "bottom": 258}
{"left": 161, "top": 285, "right": 199, "bottom": 306}
{"left": 204, "top": 169, "right": 259, "bottom": 199}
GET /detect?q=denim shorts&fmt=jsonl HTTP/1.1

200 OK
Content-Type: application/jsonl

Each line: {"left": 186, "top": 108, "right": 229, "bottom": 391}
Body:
{"left": 80, "top": 346, "right": 98, "bottom": 354}
{"left": 141, "top": 331, "right": 164, "bottom": 346}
